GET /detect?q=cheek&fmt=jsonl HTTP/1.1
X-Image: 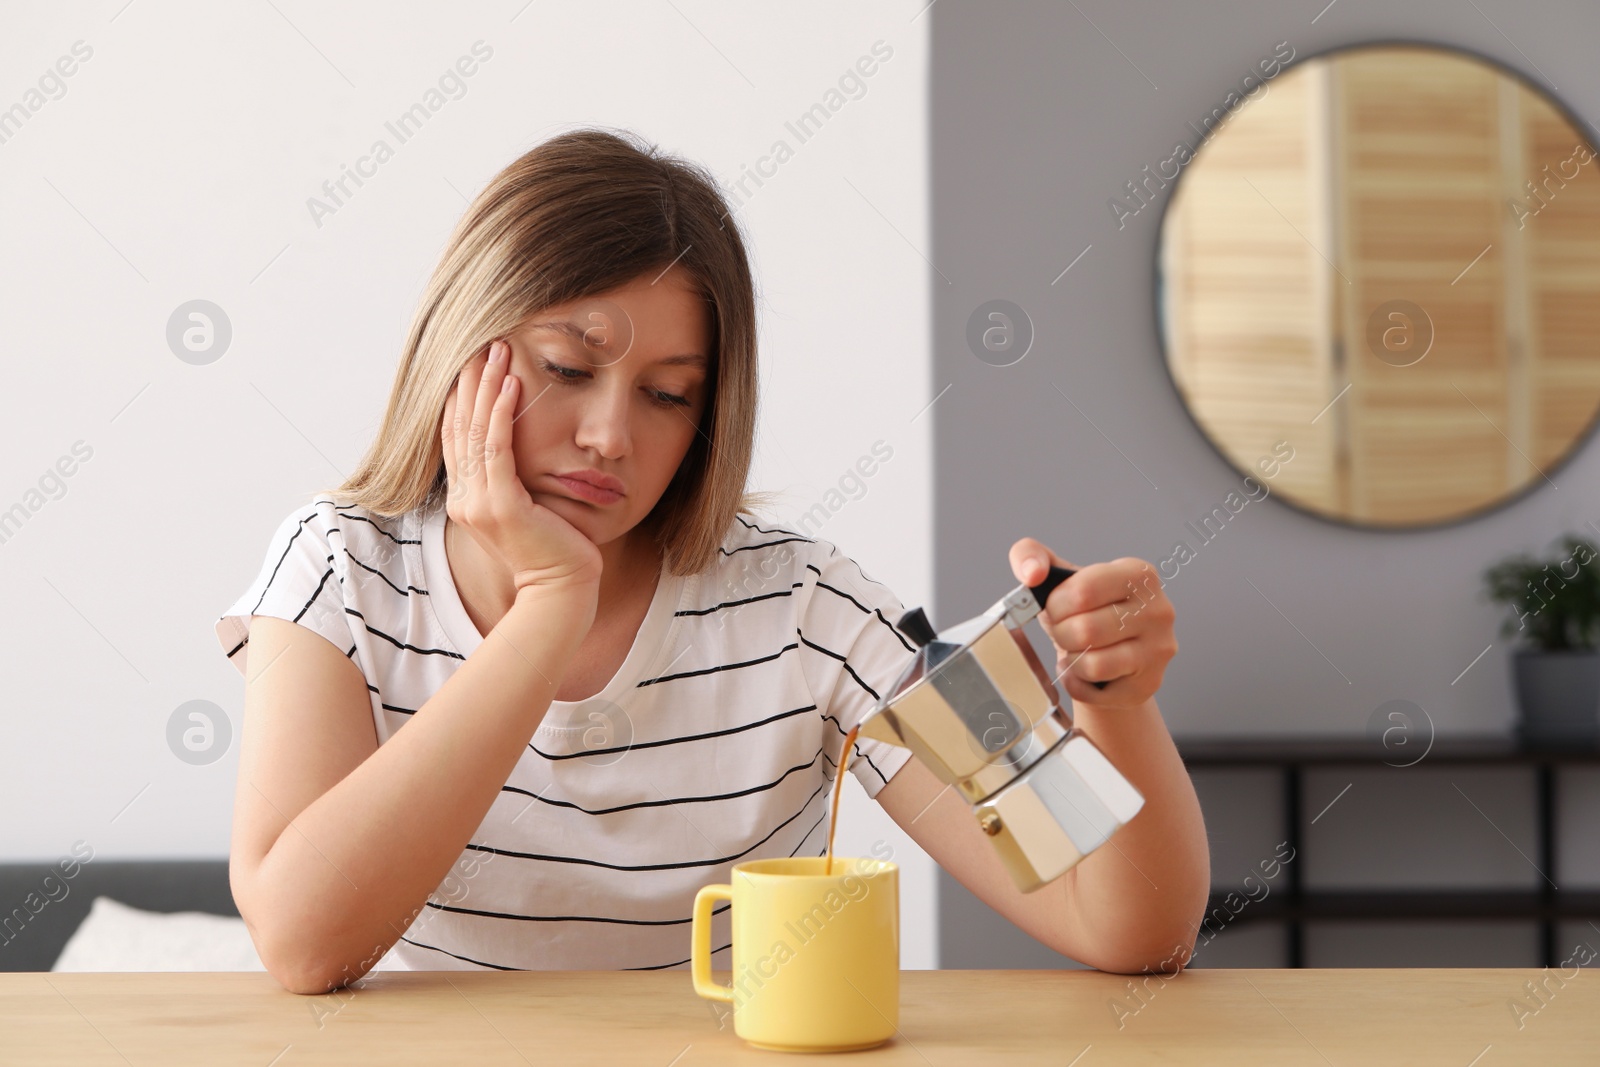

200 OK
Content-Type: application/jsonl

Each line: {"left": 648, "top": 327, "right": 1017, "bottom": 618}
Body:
{"left": 622, "top": 419, "right": 695, "bottom": 501}
{"left": 509, "top": 415, "right": 551, "bottom": 476}
{"left": 658, "top": 417, "right": 701, "bottom": 470}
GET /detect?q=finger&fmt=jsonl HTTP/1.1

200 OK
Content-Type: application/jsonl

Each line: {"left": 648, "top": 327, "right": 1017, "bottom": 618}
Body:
{"left": 1063, "top": 665, "right": 1121, "bottom": 705}
{"left": 1051, "top": 581, "right": 1173, "bottom": 651}
{"left": 484, "top": 369, "right": 519, "bottom": 495}
{"left": 1009, "top": 537, "right": 1079, "bottom": 588}
{"left": 1009, "top": 537, "right": 1098, "bottom": 624}
{"left": 468, "top": 344, "right": 504, "bottom": 479}
{"left": 1059, "top": 636, "right": 1139, "bottom": 693}
{"left": 440, "top": 390, "right": 459, "bottom": 493}
{"left": 1050, "top": 558, "right": 1161, "bottom": 618}
{"left": 453, "top": 352, "right": 483, "bottom": 491}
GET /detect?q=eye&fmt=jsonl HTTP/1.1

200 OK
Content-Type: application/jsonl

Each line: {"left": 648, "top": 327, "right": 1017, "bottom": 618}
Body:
{"left": 539, "top": 359, "right": 586, "bottom": 382}
{"left": 535, "top": 358, "right": 693, "bottom": 409}
{"left": 651, "top": 389, "right": 692, "bottom": 409}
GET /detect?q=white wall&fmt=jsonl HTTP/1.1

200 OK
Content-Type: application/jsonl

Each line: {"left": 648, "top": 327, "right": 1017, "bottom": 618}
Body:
{"left": 0, "top": 1, "right": 936, "bottom": 967}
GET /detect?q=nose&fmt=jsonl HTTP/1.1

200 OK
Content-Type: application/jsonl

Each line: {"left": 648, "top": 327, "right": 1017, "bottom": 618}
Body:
{"left": 572, "top": 374, "right": 632, "bottom": 459}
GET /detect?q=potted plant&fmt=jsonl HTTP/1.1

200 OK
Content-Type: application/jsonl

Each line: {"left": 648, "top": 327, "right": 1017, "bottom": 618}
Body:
{"left": 1483, "top": 534, "right": 1600, "bottom": 744}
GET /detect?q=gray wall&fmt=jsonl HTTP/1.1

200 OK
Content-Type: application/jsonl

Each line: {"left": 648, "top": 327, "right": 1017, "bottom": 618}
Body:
{"left": 931, "top": 0, "right": 1600, "bottom": 967}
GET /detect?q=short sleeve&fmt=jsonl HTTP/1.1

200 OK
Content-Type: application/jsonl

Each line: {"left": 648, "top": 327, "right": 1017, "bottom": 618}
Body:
{"left": 796, "top": 538, "right": 918, "bottom": 799}
{"left": 215, "top": 498, "right": 355, "bottom": 678}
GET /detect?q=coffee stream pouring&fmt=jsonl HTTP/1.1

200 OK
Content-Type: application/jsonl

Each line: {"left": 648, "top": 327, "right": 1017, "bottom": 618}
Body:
{"left": 858, "top": 563, "right": 1146, "bottom": 893}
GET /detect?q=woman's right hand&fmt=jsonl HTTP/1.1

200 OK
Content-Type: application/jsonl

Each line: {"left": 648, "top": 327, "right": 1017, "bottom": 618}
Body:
{"left": 441, "top": 339, "right": 605, "bottom": 593}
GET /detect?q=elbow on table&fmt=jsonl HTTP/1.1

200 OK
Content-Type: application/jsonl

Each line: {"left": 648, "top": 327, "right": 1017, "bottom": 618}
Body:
{"left": 1075, "top": 925, "right": 1200, "bottom": 977}
{"left": 242, "top": 911, "right": 361, "bottom": 996}
{"left": 1098, "top": 863, "right": 1211, "bottom": 975}
{"left": 1059, "top": 874, "right": 1208, "bottom": 975}
{"left": 252, "top": 931, "right": 343, "bottom": 996}
{"left": 234, "top": 876, "right": 368, "bottom": 995}
{"left": 272, "top": 967, "right": 340, "bottom": 997}
{"left": 268, "top": 947, "right": 365, "bottom": 996}
{"left": 1084, "top": 944, "right": 1196, "bottom": 978}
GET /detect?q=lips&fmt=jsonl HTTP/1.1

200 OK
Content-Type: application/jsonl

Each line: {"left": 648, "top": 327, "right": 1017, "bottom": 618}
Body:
{"left": 549, "top": 470, "right": 625, "bottom": 506}
{"left": 554, "top": 469, "right": 625, "bottom": 494}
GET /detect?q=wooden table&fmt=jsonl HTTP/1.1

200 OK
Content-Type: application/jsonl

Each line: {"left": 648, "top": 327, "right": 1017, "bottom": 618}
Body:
{"left": 2, "top": 968, "right": 1592, "bottom": 1064}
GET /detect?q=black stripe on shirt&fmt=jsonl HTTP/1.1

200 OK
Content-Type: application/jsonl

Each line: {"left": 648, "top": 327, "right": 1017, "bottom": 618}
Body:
{"left": 461, "top": 780, "right": 828, "bottom": 872}
{"left": 803, "top": 563, "right": 916, "bottom": 654}
{"left": 337, "top": 510, "right": 421, "bottom": 545}
{"left": 402, "top": 932, "right": 713, "bottom": 973}
{"left": 365, "top": 682, "right": 418, "bottom": 718}
{"left": 673, "top": 583, "right": 802, "bottom": 617}
{"left": 734, "top": 515, "right": 810, "bottom": 539}
{"left": 817, "top": 729, "right": 885, "bottom": 787}
{"left": 249, "top": 508, "right": 325, "bottom": 615}
{"left": 719, "top": 536, "right": 812, "bottom": 557}
{"left": 635, "top": 642, "right": 798, "bottom": 687}
{"left": 338, "top": 541, "right": 428, "bottom": 597}
{"left": 421, "top": 898, "right": 732, "bottom": 927}
{"left": 814, "top": 580, "right": 917, "bottom": 654}
{"left": 528, "top": 702, "right": 818, "bottom": 761}
{"left": 345, "top": 608, "right": 465, "bottom": 659}
{"left": 398, "top": 935, "right": 522, "bottom": 970}
{"left": 821, "top": 539, "right": 896, "bottom": 592}
{"left": 294, "top": 566, "right": 338, "bottom": 624}
{"left": 501, "top": 747, "right": 825, "bottom": 813}
{"left": 797, "top": 629, "right": 880, "bottom": 701}
{"left": 822, "top": 713, "right": 889, "bottom": 784}
{"left": 625, "top": 941, "right": 731, "bottom": 971}
{"left": 787, "top": 810, "right": 827, "bottom": 857}
{"left": 725, "top": 520, "right": 909, "bottom": 655}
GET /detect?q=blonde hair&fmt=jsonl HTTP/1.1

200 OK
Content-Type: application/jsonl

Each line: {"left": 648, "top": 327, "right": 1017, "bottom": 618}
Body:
{"left": 326, "top": 127, "right": 784, "bottom": 576}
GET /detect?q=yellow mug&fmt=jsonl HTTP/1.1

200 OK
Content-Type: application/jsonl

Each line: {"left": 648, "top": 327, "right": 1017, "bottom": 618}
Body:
{"left": 691, "top": 856, "right": 899, "bottom": 1052}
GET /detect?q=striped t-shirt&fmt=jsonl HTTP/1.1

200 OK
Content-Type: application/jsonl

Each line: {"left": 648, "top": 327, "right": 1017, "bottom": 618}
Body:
{"left": 214, "top": 493, "right": 916, "bottom": 972}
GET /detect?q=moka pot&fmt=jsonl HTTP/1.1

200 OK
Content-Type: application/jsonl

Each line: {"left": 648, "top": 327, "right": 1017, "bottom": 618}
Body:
{"left": 859, "top": 564, "right": 1146, "bottom": 893}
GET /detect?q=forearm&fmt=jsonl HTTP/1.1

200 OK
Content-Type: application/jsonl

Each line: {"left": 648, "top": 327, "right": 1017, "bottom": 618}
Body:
{"left": 254, "top": 583, "right": 595, "bottom": 993}
{"left": 1062, "top": 696, "right": 1209, "bottom": 973}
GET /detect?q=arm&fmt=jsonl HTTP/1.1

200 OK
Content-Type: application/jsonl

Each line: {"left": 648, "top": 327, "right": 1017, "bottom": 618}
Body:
{"left": 232, "top": 338, "right": 603, "bottom": 994}
{"left": 873, "top": 696, "right": 1206, "bottom": 974}
{"left": 875, "top": 540, "right": 1208, "bottom": 974}
{"left": 1057, "top": 693, "right": 1209, "bottom": 972}
{"left": 230, "top": 581, "right": 595, "bottom": 994}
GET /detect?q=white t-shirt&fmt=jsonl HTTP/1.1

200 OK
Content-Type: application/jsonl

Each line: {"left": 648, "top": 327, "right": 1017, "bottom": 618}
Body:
{"left": 215, "top": 493, "right": 915, "bottom": 972}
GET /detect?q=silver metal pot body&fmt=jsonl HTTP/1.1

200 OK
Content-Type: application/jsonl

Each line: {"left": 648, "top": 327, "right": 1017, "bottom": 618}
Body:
{"left": 860, "top": 567, "right": 1146, "bottom": 892}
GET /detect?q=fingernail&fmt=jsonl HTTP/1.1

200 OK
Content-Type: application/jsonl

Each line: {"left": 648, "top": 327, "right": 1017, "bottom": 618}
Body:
{"left": 488, "top": 341, "right": 505, "bottom": 364}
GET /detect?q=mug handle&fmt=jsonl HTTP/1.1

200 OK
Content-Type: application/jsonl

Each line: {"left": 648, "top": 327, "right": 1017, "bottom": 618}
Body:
{"left": 691, "top": 884, "right": 733, "bottom": 1003}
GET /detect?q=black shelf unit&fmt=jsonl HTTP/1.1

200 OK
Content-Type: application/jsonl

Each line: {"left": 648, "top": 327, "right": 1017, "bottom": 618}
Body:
{"left": 1177, "top": 735, "right": 1600, "bottom": 967}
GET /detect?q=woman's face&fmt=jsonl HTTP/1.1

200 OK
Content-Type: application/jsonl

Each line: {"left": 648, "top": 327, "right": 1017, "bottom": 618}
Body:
{"left": 496, "top": 264, "right": 712, "bottom": 550}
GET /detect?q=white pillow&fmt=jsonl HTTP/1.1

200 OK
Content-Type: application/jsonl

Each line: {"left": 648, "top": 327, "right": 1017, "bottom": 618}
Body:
{"left": 52, "top": 895, "right": 267, "bottom": 972}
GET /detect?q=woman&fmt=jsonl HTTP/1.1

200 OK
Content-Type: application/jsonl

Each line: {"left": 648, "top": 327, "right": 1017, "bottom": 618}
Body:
{"left": 215, "top": 128, "right": 1208, "bottom": 995}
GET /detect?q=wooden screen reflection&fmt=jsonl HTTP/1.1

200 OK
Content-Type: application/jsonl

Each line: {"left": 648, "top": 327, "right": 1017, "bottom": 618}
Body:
{"left": 1157, "top": 43, "right": 1600, "bottom": 527}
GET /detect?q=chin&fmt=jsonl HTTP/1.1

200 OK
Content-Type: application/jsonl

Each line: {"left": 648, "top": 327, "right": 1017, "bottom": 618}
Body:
{"left": 538, "top": 491, "right": 621, "bottom": 533}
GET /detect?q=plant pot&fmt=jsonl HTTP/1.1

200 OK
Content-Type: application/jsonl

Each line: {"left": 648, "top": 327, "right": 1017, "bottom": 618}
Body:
{"left": 1512, "top": 648, "right": 1600, "bottom": 745}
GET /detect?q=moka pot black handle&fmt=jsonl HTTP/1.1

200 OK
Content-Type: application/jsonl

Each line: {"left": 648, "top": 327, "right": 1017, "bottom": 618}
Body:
{"left": 1028, "top": 564, "right": 1110, "bottom": 691}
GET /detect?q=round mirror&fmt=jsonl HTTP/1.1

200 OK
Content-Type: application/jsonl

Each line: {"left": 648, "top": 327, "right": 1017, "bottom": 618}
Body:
{"left": 1156, "top": 42, "right": 1600, "bottom": 528}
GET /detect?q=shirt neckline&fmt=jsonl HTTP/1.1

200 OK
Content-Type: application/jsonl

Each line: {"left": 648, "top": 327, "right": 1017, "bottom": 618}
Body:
{"left": 419, "top": 500, "right": 688, "bottom": 730}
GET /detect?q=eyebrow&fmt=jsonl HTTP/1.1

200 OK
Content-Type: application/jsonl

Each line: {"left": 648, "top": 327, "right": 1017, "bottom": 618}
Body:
{"left": 528, "top": 321, "right": 708, "bottom": 369}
